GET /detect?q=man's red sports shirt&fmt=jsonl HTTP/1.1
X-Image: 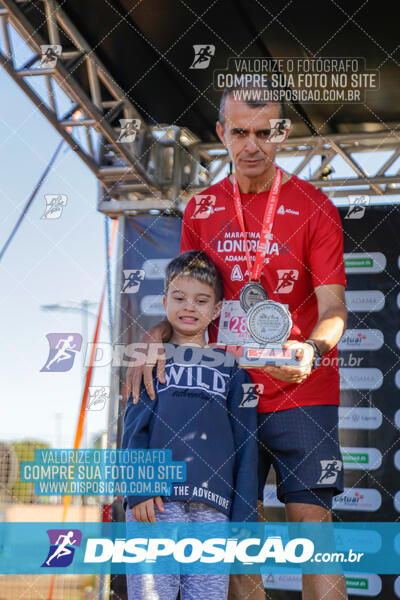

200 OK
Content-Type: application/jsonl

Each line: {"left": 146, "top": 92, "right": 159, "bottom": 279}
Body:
{"left": 180, "top": 174, "right": 346, "bottom": 413}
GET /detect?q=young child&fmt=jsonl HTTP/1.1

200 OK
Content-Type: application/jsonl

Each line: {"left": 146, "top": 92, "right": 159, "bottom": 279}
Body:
{"left": 122, "top": 250, "right": 258, "bottom": 600}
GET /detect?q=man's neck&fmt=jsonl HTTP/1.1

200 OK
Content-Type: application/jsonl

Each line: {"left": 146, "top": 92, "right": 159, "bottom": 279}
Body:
{"left": 230, "top": 166, "right": 291, "bottom": 193}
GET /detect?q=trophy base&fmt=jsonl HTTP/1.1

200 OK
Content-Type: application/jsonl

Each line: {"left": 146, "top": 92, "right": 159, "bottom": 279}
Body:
{"left": 239, "top": 345, "right": 300, "bottom": 368}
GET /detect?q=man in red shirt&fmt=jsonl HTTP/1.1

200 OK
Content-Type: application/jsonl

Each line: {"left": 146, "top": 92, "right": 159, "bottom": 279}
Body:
{"left": 124, "top": 80, "right": 348, "bottom": 600}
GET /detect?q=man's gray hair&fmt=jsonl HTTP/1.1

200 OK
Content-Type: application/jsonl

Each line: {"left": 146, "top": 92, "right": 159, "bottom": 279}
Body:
{"left": 218, "top": 75, "right": 285, "bottom": 128}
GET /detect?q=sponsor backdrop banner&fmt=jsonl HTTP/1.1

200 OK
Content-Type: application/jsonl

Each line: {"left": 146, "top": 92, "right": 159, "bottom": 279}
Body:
{"left": 263, "top": 205, "right": 400, "bottom": 598}
{"left": 116, "top": 214, "right": 181, "bottom": 597}
{"left": 119, "top": 213, "right": 182, "bottom": 445}
{"left": 337, "top": 204, "right": 400, "bottom": 530}
{"left": 119, "top": 207, "right": 400, "bottom": 597}
{"left": 121, "top": 215, "right": 182, "bottom": 347}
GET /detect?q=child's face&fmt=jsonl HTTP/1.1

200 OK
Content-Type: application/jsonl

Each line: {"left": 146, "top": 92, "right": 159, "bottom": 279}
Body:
{"left": 163, "top": 275, "right": 222, "bottom": 339}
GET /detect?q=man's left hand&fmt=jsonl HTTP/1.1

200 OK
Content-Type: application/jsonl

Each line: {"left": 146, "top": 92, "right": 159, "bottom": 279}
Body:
{"left": 261, "top": 340, "right": 315, "bottom": 383}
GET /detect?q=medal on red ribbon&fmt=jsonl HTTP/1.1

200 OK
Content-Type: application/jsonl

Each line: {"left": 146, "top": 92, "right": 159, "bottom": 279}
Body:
{"left": 233, "top": 167, "right": 282, "bottom": 311}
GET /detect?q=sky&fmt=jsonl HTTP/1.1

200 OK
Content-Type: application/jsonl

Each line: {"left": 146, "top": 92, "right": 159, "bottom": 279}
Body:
{"left": 0, "top": 66, "right": 110, "bottom": 449}
{"left": 1, "top": 27, "right": 399, "bottom": 451}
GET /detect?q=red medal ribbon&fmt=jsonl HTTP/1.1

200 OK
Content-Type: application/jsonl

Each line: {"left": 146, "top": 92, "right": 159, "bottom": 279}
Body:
{"left": 233, "top": 167, "right": 282, "bottom": 281}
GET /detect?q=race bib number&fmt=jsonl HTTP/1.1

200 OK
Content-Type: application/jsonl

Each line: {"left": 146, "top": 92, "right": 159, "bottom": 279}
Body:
{"left": 217, "top": 300, "right": 254, "bottom": 345}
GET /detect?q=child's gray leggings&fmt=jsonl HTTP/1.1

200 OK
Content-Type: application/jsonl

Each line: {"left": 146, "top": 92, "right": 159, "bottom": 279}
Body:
{"left": 125, "top": 500, "right": 229, "bottom": 600}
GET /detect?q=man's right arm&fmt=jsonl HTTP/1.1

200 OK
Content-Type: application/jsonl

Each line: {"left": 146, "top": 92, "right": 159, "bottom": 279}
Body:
{"left": 122, "top": 318, "right": 172, "bottom": 404}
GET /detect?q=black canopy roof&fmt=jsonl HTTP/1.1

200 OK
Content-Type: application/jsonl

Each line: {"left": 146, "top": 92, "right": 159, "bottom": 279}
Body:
{"left": 30, "top": 0, "right": 399, "bottom": 141}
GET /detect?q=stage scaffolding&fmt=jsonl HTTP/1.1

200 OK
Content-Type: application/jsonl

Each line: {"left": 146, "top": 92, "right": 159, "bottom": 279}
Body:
{"left": 1, "top": 0, "right": 400, "bottom": 215}
{"left": 1, "top": 2, "right": 400, "bottom": 600}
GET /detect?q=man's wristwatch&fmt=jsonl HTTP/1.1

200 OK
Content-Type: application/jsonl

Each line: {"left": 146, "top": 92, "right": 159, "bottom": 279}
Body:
{"left": 304, "top": 339, "right": 323, "bottom": 369}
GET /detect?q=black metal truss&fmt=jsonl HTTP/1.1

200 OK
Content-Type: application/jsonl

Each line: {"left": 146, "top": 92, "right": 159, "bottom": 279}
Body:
{"left": 1, "top": 0, "right": 400, "bottom": 216}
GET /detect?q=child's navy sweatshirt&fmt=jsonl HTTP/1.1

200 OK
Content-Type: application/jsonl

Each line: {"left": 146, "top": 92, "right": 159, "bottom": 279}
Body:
{"left": 122, "top": 345, "right": 258, "bottom": 522}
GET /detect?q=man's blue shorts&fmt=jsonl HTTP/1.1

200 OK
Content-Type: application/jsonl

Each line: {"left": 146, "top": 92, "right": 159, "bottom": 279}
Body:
{"left": 258, "top": 405, "right": 344, "bottom": 509}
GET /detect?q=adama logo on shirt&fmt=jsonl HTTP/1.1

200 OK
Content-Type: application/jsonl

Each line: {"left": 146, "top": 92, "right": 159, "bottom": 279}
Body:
{"left": 277, "top": 205, "right": 299, "bottom": 216}
{"left": 231, "top": 265, "right": 244, "bottom": 281}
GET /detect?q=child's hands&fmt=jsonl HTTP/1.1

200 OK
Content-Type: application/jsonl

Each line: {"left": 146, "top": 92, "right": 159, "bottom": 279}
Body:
{"left": 131, "top": 496, "right": 165, "bottom": 523}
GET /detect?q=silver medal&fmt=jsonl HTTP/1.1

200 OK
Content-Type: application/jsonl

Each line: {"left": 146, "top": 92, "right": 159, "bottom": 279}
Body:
{"left": 239, "top": 282, "right": 268, "bottom": 312}
{"left": 246, "top": 300, "right": 292, "bottom": 345}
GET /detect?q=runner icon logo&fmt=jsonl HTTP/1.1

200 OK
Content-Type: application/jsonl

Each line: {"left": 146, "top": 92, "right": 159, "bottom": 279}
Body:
{"left": 317, "top": 459, "right": 343, "bottom": 485}
{"left": 268, "top": 119, "right": 291, "bottom": 143}
{"left": 117, "top": 119, "right": 141, "bottom": 143}
{"left": 239, "top": 383, "right": 263, "bottom": 407}
{"left": 41, "top": 529, "right": 82, "bottom": 567}
{"left": 274, "top": 269, "right": 299, "bottom": 294}
{"left": 190, "top": 45, "right": 215, "bottom": 69}
{"left": 41, "top": 194, "right": 67, "bottom": 219}
{"left": 191, "top": 195, "right": 224, "bottom": 219}
{"left": 121, "top": 269, "right": 145, "bottom": 293}
{"left": 87, "top": 386, "right": 109, "bottom": 411}
{"left": 40, "top": 45, "right": 62, "bottom": 68}
{"left": 345, "top": 195, "right": 369, "bottom": 219}
{"left": 40, "top": 333, "right": 82, "bottom": 372}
